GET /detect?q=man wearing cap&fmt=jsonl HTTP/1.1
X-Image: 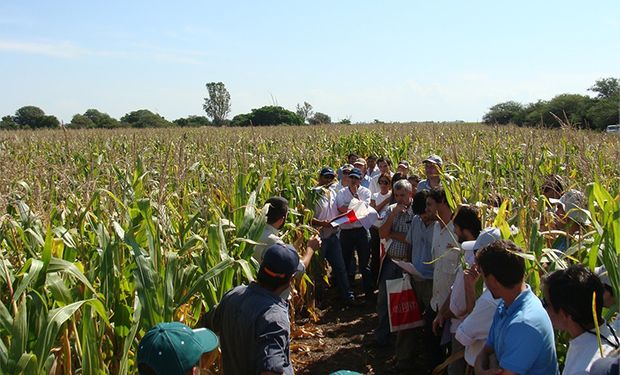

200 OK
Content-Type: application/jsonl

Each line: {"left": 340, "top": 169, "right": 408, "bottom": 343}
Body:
{"left": 454, "top": 228, "right": 502, "bottom": 369}
{"left": 211, "top": 243, "right": 301, "bottom": 375}
{"left": 397, "top": 160, "right": 410, "bottom": 177}
{"left": 353, "top": 158, "right": 372, "bottom": 189}
{"left": 311, "top": 166, "right": 358, "bottom": 306}
{"left": 417, "top": 154, "right": 443, "bottom": 193}
{"left": 335, "top": 167, "right": 374, "bottom": 298}
{"left": 137, "top": 322, "right": 219, "bottom": 375}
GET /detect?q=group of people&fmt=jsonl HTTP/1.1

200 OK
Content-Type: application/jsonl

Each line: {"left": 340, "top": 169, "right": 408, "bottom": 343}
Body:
{"left": 134, "top": 153, "right": 619, "bottom": 375}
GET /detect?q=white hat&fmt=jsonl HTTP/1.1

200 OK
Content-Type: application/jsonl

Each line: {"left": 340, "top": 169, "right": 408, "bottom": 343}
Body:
{"left": 462, "top": 227, "right": 501, "bottom": 265}
{"left": 550, "top": 189, "right": 590, "bottom": 225}
{"left": 423, "top": 154, "right": 443, "bottom": 166}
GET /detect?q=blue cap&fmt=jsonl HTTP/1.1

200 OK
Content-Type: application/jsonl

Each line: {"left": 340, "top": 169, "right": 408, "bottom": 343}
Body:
{"left": 137, "top": 322, "right": 219, "bottom": 375}
{"left": 320, "top": 166, "right": 336, "bottom": 177}
{"left": 260, "top": 243, "right": 301, "bottom": 279}
{"left": 348, "top": 168, "right": 362, "bottom": 179}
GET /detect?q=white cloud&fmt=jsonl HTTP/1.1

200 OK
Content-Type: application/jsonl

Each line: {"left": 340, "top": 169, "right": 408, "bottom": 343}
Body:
{"left": 0, "top": 40, "right": 83, "bottom": 58}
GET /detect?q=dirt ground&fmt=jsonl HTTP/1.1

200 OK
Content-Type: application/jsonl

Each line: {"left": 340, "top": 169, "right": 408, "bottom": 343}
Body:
{"left": 291, "top": 280, "right": 434, "bottom": 374}
{"left": 290, "top": 289, "right": 396, "bottom": 375}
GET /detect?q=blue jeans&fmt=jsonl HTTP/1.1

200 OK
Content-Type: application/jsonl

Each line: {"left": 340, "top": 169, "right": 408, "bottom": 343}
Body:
{"left": 375, "top": 257, "right": 404, "bottom": 344}
{"left": 339, "top": 227, "right": 373, "bottom": 295}
{"left": 320, "top": 234, "right": 354, "bottom": 301}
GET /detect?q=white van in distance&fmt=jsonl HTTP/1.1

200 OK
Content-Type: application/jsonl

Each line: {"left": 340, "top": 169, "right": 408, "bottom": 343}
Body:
{"left": 606, "top": 125, "right": 620, "bottom": 133}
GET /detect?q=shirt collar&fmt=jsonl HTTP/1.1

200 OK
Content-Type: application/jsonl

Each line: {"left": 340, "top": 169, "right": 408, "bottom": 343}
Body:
{"left": 498, "top": 284, "right": 531, "bottom": 318}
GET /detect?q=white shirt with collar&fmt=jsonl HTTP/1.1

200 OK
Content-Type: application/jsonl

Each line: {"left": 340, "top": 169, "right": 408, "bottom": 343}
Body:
{"left": 563, "top": 323, "right": 618, "bottom": 375}
{"left": 430, "top": 221, "right": 459, "bottom": 311}
{"left": 335, "top": 185, "right": 372, "bottom": 230}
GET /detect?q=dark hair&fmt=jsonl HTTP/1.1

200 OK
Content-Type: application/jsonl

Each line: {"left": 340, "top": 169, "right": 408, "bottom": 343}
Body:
{"left": 476, "top": 240, "right": 525, "bottom": 288}
{"left": 542, "top": 174, "right": 564, "bottom": 196}
{"left": 257, "top": 267, "right": 292, "bottom": 290}
{"left": 265, "top": 197, "right": 288, "bottom": 225}
{"left": 367, "top": 155, "right": 377, "bottom": 161}
{"left": 408, "top": 175, "right": 420, "bottom": 184}
{"left": 412, "top": 190, "right": 429, "bottom": 215}
{"left": 377, "top": 156, "right": 392, "bottom": 166}
{"left": 453, "top": 205, "right": 482, "bottom": 239}
{"left": 347, "top": 153, "right": 359, "bottom": 160}
{"left": 428, "top": 187, "right": 448, "bottom": 205}
{"left": 378, "top": 172, "right": 392, "bottom": 185}
{"left": 544, "top": 265, "right": 604, "bottom": 330}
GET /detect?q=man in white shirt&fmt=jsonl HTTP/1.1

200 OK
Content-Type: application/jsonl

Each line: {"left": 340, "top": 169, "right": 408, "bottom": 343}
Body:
{"left": 366, "top": 155, "right": 380, "bottom": 179}
{"left": 335, "top": 167, "right": 374, "bottom": 299}
{"left": 311, "top": 167, "right": 359, "bottom": 306}
{"left": 254, "top": 196, "right": 321, "bottom": 299}
{"left": 454, "top": 228, "right": 502, "bottom": 368}
{"left": 425, "top": 187, "right": 458, "bottom": 368}
{"left": 543, "top": 265, "right": 619, "bottom": 375}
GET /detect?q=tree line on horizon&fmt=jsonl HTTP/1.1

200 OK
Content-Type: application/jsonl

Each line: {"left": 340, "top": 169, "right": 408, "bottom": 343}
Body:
{"left": 0, "top": 82, "right": 340, "bottom": 130}
{"left": 482, "top": 77, "right": 619, "bottom": 130}
{"left": 1, "top": 79, "right": 617, "bottom": 130}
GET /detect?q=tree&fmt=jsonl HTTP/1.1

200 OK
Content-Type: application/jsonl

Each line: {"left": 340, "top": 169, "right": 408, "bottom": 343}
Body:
{"left": 544, "top": 94, "right": 593, "bottom": 128}
{"left": 0, "top": 115, "right": 17, "bottom": 130}
{"left": 295, "top": 102, "right": 313, "bottom": 123}
{"left": 231, "top": 106, "right": 303, "bottom": 126}
{"left": 69, "top": 114, "right": 96, "bottom": 129}
{"left": 588, "top": 77, "right": 619, "bottom": 99}
{"left": 120, "top": 109, "right": 171, "bottom": 128}
{"left": 173, "top": 115, "right": 211, "bottom": 127}
{"left": 308, "top": 112, "right": 331, "bottom": 125}
{"left": 9, "top": 106, "right": 58, "bottom": 129}
{"left": 482, "top": 101, "right": 526, "bottom": 125}
{"left": 83, "top": 109, "right": 120, "bottom": 128}
{"left": 203, "top": 82, "right": 231, "bottom": 126}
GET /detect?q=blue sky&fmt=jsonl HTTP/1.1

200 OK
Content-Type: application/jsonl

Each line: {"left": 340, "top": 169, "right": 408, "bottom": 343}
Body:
{"left": 1, "top": 1, "right": 618, "bottom": 123}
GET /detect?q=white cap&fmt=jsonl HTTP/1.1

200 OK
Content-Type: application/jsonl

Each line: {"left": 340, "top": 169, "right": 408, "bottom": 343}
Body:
{"left": 462, "top": 227, "right": 501, "bottom": 265}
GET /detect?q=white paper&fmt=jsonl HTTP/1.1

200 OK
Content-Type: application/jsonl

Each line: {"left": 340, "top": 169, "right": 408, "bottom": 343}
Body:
{"left": 393, "top": 259, "right": 425, "bottom": 281}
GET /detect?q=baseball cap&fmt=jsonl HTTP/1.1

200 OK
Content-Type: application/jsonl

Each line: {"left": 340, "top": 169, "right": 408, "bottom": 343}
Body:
{"left": 320, "top": 166, "right": 336, "bottom": 177}
{"left": 260, "top": 243, "right": 301, "bottom": 279}
{"left": 423, "top": 154, "right": 443, "bottom": 166}
{"left": 462, "top": 228, "right": 501, "bottom": 265}
{"left": 137, "top": 322, "right": 219, "bottom": 375}
{"left": 353, "top": 157, "right": 367, "bottom": 166}
{"left": 549, "top": 189, "right": 590, "bottom": 224}
{"left": 341, "top": 163, "right": 354, "bottom": 172}
{"left": 348, "top": 168, "right": 362, "bottom": 179}
{"left": 398, "top": 160, "right": 410, "bottom": 169}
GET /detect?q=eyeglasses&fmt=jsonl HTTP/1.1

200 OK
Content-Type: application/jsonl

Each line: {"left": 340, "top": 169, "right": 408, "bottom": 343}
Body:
{"left": 378, "top": 180, "right": 390, "bottom": 185}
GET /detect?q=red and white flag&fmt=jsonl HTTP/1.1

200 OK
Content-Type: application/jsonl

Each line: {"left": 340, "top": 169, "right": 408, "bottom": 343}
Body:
{"left": 330, "top": 198, "right": 378, "bottom": 230}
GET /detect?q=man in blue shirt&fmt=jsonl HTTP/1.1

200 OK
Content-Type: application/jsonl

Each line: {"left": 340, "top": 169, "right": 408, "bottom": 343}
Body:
{"left": 211, "top": 243, "right": 301, "bottom": 374}
{"left": 474, "top": 240, "right": 559, "bottom": 375}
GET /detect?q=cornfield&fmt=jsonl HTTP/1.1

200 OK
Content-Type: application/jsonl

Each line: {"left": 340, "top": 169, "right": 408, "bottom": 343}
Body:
{"left": 0, "top": 123, "right": 618, "bottom": 374}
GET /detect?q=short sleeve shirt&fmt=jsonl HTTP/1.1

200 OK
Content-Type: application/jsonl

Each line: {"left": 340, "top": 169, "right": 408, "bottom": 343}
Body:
{"left": 213, "top": 283, "right": 293, "bottom": 375}
{"left": 430, "top": 221, "right": 459, "bottom": 311}
{"left": 455, "top": 289, "right": 500, "bottom": 366}
{"left": 406, "top": 215, "right": 434, "bottom": 280}
{"left": 486, "top": 286, "right": 559, "bottom": 375}
{"left": 383, "top": 203, "right": 414, "bottom": 260}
